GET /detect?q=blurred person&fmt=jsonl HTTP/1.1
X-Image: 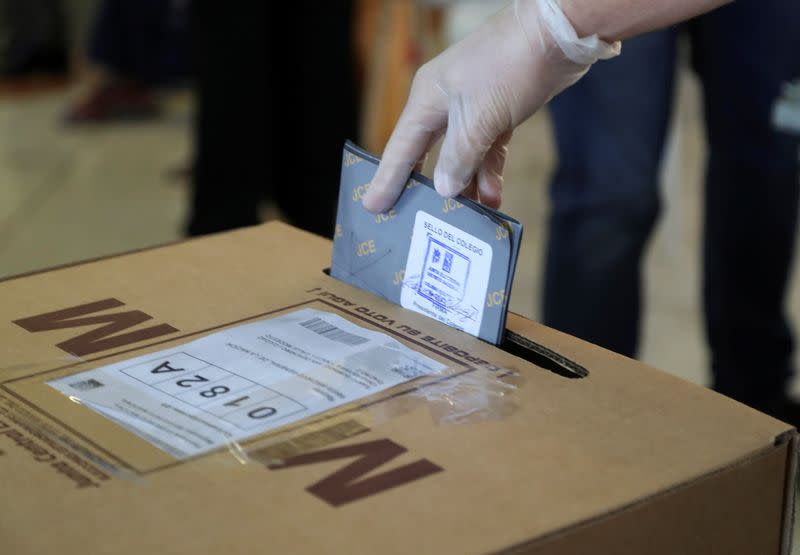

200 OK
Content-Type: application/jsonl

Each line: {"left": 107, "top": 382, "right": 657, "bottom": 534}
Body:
{"left": 65, "top": 0, "right": 189, "bottom": 123}
{"left": 359, "top": 0, "right": 731, "bottom": 211}
{"left": 186, "top": 1, "right": 359, "bottom": 238}
{"left": 0, "top": 0, "right": 66, "bottom": 78}
{"left": 360, "top": 0, "right": 800, "bottom": 422}
{"left": 541, "top": 1, "right": 800, "bottom": 422}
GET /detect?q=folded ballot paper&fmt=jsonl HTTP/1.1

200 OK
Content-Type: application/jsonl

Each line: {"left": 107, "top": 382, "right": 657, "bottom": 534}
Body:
{"left": 331, "top": 142, "right": 522, "bottom": 345}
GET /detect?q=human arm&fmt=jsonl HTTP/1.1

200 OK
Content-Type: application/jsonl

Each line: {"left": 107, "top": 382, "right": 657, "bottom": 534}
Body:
{"left": 362, "top": 0, "right": 730, "bottom": 213}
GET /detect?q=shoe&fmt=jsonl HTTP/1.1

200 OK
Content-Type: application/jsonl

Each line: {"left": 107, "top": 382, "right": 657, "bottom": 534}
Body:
{"left": 64, "top": 81, "right": 159, "bottom": 124}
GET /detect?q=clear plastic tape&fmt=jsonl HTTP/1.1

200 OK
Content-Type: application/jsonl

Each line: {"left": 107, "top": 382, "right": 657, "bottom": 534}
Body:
{"left": 5, "top": 307, "right": 524, "bottom": 482}
{"left": 240, "top": 363, "right": 524, "bottom": 467}
{"left": 23, "top": 361, "right": 522, "bottom": 481}
{"left": 368, "top": 363, "right": 522, "bottom": 425}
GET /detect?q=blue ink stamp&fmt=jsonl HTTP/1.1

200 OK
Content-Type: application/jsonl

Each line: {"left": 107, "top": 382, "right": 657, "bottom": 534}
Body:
{"left": 417, "top": 236, "right": 471, "bottom": 310}
{"left": 402, "top": 211, "right": 493, "bottom": 337}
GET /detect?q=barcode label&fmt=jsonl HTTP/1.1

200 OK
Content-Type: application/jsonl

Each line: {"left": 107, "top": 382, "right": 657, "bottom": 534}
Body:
{"left": 299, "top": 317, "right": 369, "bottom": 346}
{"left": 69, "top": 378, "right": 104, "bottom": 391}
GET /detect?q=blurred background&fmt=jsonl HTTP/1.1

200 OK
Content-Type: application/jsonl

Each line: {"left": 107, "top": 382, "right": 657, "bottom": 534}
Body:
{"left": 0, "top": 0, "right": 799, "bottom": 400}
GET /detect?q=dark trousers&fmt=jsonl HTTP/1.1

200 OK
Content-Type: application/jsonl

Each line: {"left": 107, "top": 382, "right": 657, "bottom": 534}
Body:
{"left": 543, "top": 0, "right": 800, "bottom": 408}
{"left": 187, "top": 2, "right": 359, "bottom": 238}
{"left": 0, "top": 0, "right": 65, "bottom": 76}
{"left": 88, "top": 0, "right": 189, "bottom": 85}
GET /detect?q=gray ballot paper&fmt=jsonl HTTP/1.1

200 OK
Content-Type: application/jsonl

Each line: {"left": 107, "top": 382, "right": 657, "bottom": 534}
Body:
{"left": 331, "top": 142, "right": 522, "bottom": 345}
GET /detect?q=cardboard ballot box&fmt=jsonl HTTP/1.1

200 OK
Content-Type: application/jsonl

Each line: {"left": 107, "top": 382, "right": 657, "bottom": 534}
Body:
{"left": 0, "top": 222, "right": 796, "bottom": 554}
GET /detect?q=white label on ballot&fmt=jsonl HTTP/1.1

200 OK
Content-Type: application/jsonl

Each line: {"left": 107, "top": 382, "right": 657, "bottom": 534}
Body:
{"left": 401, "top": 211, "right": 493, "bottom": 337}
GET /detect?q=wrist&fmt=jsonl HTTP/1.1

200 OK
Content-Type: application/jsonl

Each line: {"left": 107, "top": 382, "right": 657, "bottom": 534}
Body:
{"left": 515, "top": 0, "right": 621, "bottom": 66}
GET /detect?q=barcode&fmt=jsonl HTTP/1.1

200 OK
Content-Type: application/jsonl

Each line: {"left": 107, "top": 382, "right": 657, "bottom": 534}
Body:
{"left": 299, "top": 317, "right": 369, "bottom": 346}
{"left": 69, "top": 378, "right": 104, "bottom": 391}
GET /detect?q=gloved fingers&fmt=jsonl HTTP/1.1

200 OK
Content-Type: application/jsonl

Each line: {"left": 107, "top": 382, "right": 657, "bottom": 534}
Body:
{"left": 361, "top": 118, "right": 433, "bottom": 213}
{"left": 361, "top": 0, "right": 619, "bottom": 214}
{"left": 462, "top": 177, "right": 479, "bottom": 202}
{"left": 413, "top": 128, "right": 444, "bottom": 174}
{"left": 413, "top": 153, "right": 428, "bottom": 175}
{"left": 433, "top": 91, "right": 510, "bottom": 200}
{"left": 476, "top": 130, "right": 512, "bottom": 209}
{"left": 363, "top": 73, "right": 447, "bottom": 213}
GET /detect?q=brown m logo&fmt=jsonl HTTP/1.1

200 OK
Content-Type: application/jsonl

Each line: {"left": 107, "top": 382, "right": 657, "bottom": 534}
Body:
{"left": 268, "top": 439, "right": 443, "bottom": 507}
{"left": 13, "top": 298, "right": 178, "bottom": 356}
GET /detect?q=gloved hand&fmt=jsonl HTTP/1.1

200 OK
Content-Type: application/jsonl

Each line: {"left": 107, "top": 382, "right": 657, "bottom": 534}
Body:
{"left": 362, "top": 0, "right": 620, "bottom": 213}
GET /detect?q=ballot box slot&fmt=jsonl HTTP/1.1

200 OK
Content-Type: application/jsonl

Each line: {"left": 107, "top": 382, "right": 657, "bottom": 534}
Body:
{"left": 500, "top": 330, "right": 588, "bottom": 379}
{"left": 322, "top": 268, "right": 587, "bottom": 379}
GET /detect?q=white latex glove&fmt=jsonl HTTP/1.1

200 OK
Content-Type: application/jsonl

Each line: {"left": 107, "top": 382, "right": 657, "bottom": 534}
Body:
{"left": 362, "top": 0, "right": 619, "bottom": 213}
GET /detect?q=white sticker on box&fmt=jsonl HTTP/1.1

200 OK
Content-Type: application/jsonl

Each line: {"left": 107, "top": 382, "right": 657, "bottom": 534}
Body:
{"left": 47, "top": 308, "right": 445, "bottom": 459}
{"left": 401, "top": 211, "right": 492, "bottom": 336}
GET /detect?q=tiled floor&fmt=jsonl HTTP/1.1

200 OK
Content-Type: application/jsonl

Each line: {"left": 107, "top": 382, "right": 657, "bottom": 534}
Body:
{"left": 0, "top": 88, "right": 190, "bottom": 275}
{"left": 1, "top": 17, "right": 799, "bottom": 547}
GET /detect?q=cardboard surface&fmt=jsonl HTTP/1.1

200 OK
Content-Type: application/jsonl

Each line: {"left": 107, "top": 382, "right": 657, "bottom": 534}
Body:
{"left": 0, "top": 222, "right": 795, "bottom": 554}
